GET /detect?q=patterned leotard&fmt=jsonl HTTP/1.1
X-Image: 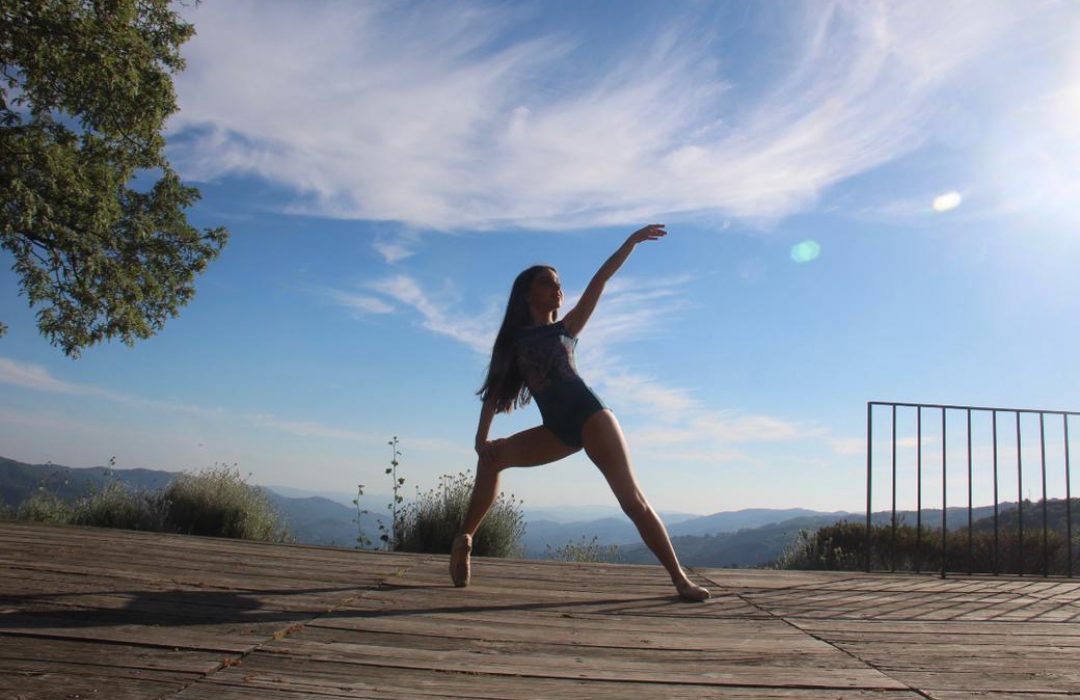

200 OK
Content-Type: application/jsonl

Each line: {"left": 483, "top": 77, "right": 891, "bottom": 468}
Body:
{"left": 515, "top": 320, "right": 607, "bottom": 448}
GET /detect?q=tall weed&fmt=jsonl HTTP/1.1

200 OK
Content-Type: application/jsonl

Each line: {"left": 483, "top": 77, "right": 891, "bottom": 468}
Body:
{"left": 394, "top": 471, "right": 526, "bottom": 557}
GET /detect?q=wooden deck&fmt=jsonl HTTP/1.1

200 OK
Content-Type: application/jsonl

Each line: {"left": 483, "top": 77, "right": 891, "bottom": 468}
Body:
{"left": 1, "top": 521, "right": 1079, "bottom": 699}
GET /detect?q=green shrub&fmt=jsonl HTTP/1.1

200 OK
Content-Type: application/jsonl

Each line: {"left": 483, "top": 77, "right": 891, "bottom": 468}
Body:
{"left": 547, "top": 535, "right": 622, "bottom": 563}
{"left": 776, "top": 520, "right": 1077, "bottom": 576}
{"left": 394, "top": 471, "right": 525, "bottom": 557}
{"left": 16, "top": 489, "right": 74, "bottom": 524}
{"left": 71, "top": 481, "right": 164, "bottom": 531}
{"left": 160, "top": 465, "right": 288, "bottom": 542}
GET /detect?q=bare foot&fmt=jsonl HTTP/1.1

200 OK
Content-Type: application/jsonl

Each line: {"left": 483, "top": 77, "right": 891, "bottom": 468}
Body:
{"left": 450, "top": 533, "right": 472, "bottom": 587}
{"left": 675, "top": 578, "right": 710, "bottom": 602}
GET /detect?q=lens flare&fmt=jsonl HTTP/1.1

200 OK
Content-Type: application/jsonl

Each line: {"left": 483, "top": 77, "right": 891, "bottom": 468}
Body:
{"left": 932, "top": 191, "right": 962, "bottom": 212}
{"left": 790, "top": 240, "right": 821, "bottom": 264}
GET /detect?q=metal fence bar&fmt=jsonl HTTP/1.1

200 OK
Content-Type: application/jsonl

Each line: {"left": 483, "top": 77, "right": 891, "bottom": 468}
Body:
{"left": 1017, "top": 412, "right": 1024, "bottom": 576}
{"left": 917, "top": 406, "right": 923, "bottom": 574}
{"left": 941, "top": 408, "right": 948, "bottom": 579}
{"left": 891, "top": 405, "right": 897, "bottom": 573}
{"left": 993, "top": 409, "right": 999, "bottom": 576}
{"left": 1066, "top": 414, "right": 1073, "bottom": 578}
{"left": 865, "top": 402, "right": 872, "bottom": 573}
{"left": 1040, "top": 412, "right": 1049, "bottom": 578}
{"left": 871, "top": 401, "right": 1080, "bottom": 416}
{"left": 972, "top": 410, "right": 980, "bottom": 574}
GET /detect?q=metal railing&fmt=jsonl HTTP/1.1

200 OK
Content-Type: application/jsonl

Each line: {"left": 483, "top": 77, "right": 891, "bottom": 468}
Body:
{"left": 865, "top": 401, "right": 1077, "bottom": 578}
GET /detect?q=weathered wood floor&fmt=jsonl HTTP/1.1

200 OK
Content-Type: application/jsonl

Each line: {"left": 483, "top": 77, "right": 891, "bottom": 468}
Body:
{"left": 2, "top": 521, "right": 1079, "bottom": 699}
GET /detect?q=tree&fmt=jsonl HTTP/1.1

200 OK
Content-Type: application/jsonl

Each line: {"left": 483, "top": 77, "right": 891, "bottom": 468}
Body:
{"left": 0, "top": 0, "right": 227, "bottom": 357}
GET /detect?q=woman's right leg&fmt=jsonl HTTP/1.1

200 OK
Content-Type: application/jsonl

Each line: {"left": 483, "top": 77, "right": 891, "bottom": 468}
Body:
{"left": 459, "top": 425, "right": 580, "bottom": 536}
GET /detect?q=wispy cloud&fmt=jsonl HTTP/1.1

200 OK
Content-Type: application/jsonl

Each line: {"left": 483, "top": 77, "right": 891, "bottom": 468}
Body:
{"left": 170, "top": 1, "right": 1061, "bottom": 230}
{"left": 367, "top": 274, "right": 497, "bottom": 354}
{"left": 0, "top": 357, "right": 212, "bottom": 415}
{"left": 0, "top": 356, "right": 469, "bottom": 458}
{"left": 373, "top": 240, "right": 415, "bottom": 264}
{"left": 0, "top": 357, "right": 93, "bottom": 395}
{"left": 323, "top": 288, "right": 396, "bottom": 315}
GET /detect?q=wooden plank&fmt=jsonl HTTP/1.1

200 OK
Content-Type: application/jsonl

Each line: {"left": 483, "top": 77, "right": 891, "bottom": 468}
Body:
{"left": 308, "top": 610, "right": 825, "bottom": 653}
{"left": 0, "top": 607, "right": 280, "bottom": 653}
{"left": 792, "top": 618, "right": 1080, "bottom": 638}
{"left": 0, "top": 586, "right": 362, "bottom": 621}
{"left": 291, "top": 621, "right": 860, "bottom": 667}
{"left": 888, "top": 669, "right": 1080, "bottom": 694}
{"left": 0, "top": 634, "right": 229, "bottom": 674}
{"left": 0, "top": 567, "right": 385, "bottom": 615}
{"left": 928, "top": 693, "right": 1080, "bottom": 700}
{"left": 252, "top": 638, "right": 906, "bottom": 690}
{"left": 2, "top": 672, "right": 186, "bottom": 700}
{"left": 748, "top": 587, "right": 1080, "bottom": 623}
{"left": 337, "top": 584, "right": 767, "bottom": 620}
{"left": 0, "top": 657, "right": 201, "bottom": 684}
{"left": 192, "top": 652, "right": 919, "bottom": 699}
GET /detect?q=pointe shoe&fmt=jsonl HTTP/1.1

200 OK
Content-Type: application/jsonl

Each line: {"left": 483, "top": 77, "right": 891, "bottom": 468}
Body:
{"left": 450, "top": 533, "right": 473, "bottom": 587}
{"left": 676, "top": 579, "right": 711, "bottom": 602}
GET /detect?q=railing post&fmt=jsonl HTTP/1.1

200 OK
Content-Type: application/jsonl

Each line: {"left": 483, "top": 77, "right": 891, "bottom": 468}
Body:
{"left": 1017, "top": 412, "right": 1024, "bottom": 576}
{"left": 993, "top": 409, "right": 999, "bottom": 576}
{"left": 891, "top": 404, "right": 897, "bottom": 573}
{"left": 972, "top": 408, "right": 980, "bottom": 579}
{"left": 1040, "top": 412, "right": 1048, "bottom": 578}
{"left": 917, "top": 406, "right": 923, "bottom": 574}
{"left": 1066, "top": 415, "right": 1073, "bottom": 578}
{"left": 866, "top": 402, "right": 872, "bottom": 573}
{"left": 942, "top": 407, "right": 947, "bottom": 580}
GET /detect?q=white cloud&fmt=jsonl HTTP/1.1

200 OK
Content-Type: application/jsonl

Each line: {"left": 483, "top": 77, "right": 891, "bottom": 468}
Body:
{"left": 368, "top": 274, "right": 497, "bottom": 354}
{"left": 0, "top": 357, "right": 212, "bottom": 415}
{"left": 323, "top": 288, "right": 395, "bottom": 315}
{"left": 0, "top": 357, "right": 91, "bottom": 395}
{"left": 0, "top": 356, "right": 469, "bottom": 460}
{"left": 373, "top": 239, "right": 414, "bottom": 264}
{"left": 169, "top": 1, "right": 1059, "bottom": 230}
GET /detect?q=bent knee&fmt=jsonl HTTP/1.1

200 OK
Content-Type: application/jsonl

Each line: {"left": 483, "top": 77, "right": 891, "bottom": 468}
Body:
{"left": 488, "top": 438, "right": 512, "bottom": 470}
{"left": 620, "top": 494, "right": 651, "bottom": 521}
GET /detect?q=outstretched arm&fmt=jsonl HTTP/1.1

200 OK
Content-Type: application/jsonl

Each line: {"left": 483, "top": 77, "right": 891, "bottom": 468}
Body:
{"left": 562, "top": 224, "right": 666, "bottom": 337}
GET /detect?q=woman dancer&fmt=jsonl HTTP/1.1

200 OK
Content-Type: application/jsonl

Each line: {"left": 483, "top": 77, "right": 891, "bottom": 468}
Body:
{"left": 452, "top": 224, "right": 710, "bottom": 602}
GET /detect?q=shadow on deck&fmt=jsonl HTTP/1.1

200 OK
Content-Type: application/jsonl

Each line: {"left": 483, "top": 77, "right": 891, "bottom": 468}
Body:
{"left": 1, "top": 521, "right": 1079, "bottom": 699}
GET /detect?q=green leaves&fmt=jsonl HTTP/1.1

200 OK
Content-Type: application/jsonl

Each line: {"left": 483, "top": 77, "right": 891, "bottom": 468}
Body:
{"left": 1, "top": 0, "right": 227, "bottom": 356}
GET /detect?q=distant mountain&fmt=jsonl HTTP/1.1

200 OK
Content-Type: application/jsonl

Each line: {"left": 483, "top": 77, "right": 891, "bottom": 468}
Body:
{"left": 0, "top": 456, "right": 382, "bottom": 548}
{"left": 668, "top": 508, "right": 854, "bottom": 537}
{"left": 524, "top": 505, "right": 701, "bottom": 525}
{"left": 616, "top": 503, "right": 1029, "bottom": 568}
{"left": 262, "top": 491, "right": 384, "bottom": 548}
{"left": 521, "top": 509, "right": 859, "bottom": 558}
{"left": 0, "top": 456, "right": 175, "bottom": 503}
{"left": 618, "top": 514, "right": 858, "bottom": 568}
{"left": 1, "top": 455, "right": 1029, "bottom": 566}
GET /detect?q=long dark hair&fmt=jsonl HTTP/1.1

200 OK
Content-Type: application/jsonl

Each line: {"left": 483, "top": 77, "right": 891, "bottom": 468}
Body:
{"left": 476, "top": 265, "right": 556, "bottom": 413}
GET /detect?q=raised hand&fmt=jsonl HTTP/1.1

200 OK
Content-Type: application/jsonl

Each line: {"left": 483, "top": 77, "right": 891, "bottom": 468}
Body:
{"left": 627, "top": 224, "right": 667, "bottom": 246}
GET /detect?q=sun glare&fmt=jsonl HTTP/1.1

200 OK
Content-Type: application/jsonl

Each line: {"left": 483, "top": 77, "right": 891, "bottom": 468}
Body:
{"left": 932, "top": 191, "right": 962, "bottom": 212}
{"left": 790, "top": 240, "right": 821, "bottom": 264}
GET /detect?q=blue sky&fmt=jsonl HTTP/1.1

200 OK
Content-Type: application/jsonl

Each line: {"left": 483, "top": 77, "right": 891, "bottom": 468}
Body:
{"left": 2, "top": 1, "right": 1078, "bottom": 515}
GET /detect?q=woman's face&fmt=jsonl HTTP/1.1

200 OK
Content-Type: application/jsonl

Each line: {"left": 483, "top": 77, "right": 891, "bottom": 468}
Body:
{"left": 528, "top": 268, "right": 562, "bottom": 311}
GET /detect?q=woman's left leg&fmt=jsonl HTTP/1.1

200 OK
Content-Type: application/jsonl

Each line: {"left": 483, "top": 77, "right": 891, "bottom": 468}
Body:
{"left": 581, "top": 409, "right": 710, "bottom": 601}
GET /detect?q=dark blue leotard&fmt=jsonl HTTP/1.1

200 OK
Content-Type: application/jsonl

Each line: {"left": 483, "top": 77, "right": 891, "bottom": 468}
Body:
{"left": 515, "top": 320, "right": 607, "bottom": 448}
